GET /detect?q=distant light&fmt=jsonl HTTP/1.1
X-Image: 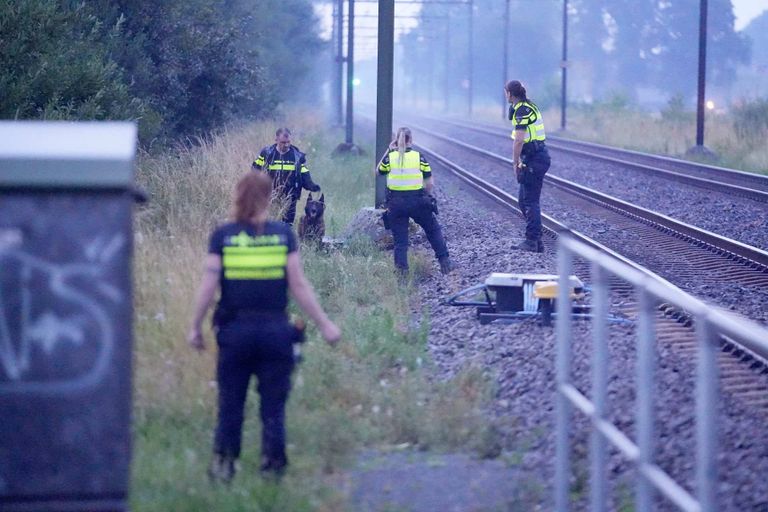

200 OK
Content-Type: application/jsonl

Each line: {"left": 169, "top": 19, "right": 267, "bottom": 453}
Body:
{"left": 352, "top": 78, "right": 361, "bottom": 87}
{"left": 706, "top": 100, "right": 715, "bottom": 110}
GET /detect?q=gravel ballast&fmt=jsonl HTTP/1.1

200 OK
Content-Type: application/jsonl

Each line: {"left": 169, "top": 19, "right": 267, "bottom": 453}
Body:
{"left": 401, "top": 157, "right": 768, "bottom": 511}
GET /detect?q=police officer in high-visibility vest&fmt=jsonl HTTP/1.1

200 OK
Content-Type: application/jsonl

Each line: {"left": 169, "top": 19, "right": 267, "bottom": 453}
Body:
{"left": 378, "top": 127, "right": 453, "bottom": 276}
{"left": 252, "top": 127, "right": 321, "bottom": 225}
{"left": 505, "top": 80, "right": 551, "bottom": 253}
{"left": 187, "top": 172, "right": 341, "bottom": 482}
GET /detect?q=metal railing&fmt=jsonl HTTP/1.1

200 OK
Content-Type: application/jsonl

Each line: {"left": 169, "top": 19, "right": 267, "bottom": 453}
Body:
{"left": 555, "top": 233, "right": 768, "bottom": 512}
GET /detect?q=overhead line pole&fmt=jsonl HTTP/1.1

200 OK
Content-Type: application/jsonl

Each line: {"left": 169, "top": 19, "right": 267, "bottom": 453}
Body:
{"left": 502, "top": 0, "right": 510, "bottom": 118}
{"left": 560, "top": 0, "right": 568, "bottom": 131}
{"left": 695, "top": 0, "right": 708, "bottom": 148}
{"left": 336, "top": 0, "right": 345, "bottom": 126}
{"left": 345, "top": 0, "right": 355, "bottom": 145}
{"left": 467, "top": 0, "right": 474, "bottom": 116}
{"left": 375, "top": 0, "right": 395, "bottom": 207}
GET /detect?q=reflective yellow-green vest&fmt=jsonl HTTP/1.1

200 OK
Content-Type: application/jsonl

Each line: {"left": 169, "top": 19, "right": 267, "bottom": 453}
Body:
{"left": 385, "top": 150, "right": 426, "bottom": 191}
{"left": 222, "top": 231, "right": 288, "bottom": 280}
{"left": 510, "top": 101, "right": 546, "bottom": 143}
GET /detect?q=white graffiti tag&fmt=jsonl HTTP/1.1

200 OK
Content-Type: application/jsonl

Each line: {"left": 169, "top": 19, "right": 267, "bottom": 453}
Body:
{"left": 0, "top": 235, "right": 124, "bottom": 395}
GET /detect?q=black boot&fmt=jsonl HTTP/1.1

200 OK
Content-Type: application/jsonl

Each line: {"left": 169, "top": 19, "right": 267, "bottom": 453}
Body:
{"left": 514, "top": 239, "right": 543, "bottom": 253}
{"left": 260, "top": 456, "right": 287, "bottom": 481}
{"left": 207, "top": 454, "right": 236, "bottom": 484}
{"left": 395, "top": 266, "right": 408, "bottom": 285}
{"left": 438, "top": 256, "right": 455, "bottom": 275}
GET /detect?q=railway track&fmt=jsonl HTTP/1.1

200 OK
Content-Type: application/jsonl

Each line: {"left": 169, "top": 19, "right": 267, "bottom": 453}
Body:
{"left": 409, "top": 134, "right": 768, "bottom": 414}
{"left": 423, "top": 116, "right": 768, "bottom": 203}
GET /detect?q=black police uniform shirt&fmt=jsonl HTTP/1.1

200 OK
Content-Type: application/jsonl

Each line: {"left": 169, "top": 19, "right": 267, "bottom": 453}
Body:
{"left": 208, "top": 221, "right": 297, "bottom": 312}
{"left": 253, "top": 145, "right": 309, "bottom": 196}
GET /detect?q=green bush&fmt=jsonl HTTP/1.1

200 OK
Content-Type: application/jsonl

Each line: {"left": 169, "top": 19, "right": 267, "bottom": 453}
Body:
{"left": 0, "top": 0, "right": 323, "bottom": 145}
{"left": 0, "top": 0, "right": 144, "bottom": 121}
{"left": 661, "top": 93, "right": 694, "bottom": 122}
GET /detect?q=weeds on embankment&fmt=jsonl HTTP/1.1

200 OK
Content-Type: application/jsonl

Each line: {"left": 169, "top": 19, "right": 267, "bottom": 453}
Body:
{"left": 130, "top": 116, "right": 496, "bottom": 511}
{"left": 562, "top": 103, "right": 768, "bottom": 174}
{"left": 476, "top": 99, "right": 768, "bottom": 175}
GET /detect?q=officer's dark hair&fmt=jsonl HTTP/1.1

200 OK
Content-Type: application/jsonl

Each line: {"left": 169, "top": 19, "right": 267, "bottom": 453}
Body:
{"left": 275, "top": 127, "right": 292, "bottom": 138}
{"left": 505, "top": 80, "right": 527, "bottom": 101}
{"left": 233, "top": 172, "right": 272, "bottom": 225}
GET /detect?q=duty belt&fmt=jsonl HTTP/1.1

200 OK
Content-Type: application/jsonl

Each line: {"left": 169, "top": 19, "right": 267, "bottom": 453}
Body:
{"left": 522, "top": 140, "right": 546, "bottom": 155}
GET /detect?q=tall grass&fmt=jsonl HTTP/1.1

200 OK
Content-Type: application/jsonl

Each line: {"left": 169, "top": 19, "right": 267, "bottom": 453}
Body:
{"left": 131, "top": 115, "right": 497, "bottom": 510}
{"left": 555, "top": 104, "right": 768, "bottom": 175}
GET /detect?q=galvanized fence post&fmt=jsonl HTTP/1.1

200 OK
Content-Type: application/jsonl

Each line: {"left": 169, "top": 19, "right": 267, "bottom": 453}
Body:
{"left": 590, "top": 262, "right": 608, "bottom": 512}
{"left": 636, "top": 285, "right": 656, "bottom": 511}
{"left": 556, "top": 234, "right": 574, "bottom": 512}
{"left": 696, "top": 314, "right": 718, "bottom": 512}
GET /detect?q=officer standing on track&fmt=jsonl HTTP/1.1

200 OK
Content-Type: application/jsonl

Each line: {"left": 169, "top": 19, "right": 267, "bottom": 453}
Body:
{"left": 378, "top": 127, "right": 454, "bottom": 277}
{"left": 187, "top": 172, "right": 341, "bottom": 483}
{"left": 505, "top": 80, "right": 551, "bottom": 253}
{"left": 252, "top": 127, "right": 321, "bottom": 225}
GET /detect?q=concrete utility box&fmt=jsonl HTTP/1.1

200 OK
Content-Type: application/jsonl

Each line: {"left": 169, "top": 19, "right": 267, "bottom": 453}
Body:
{"left": 0, "top": 122, "right": 138, "bottom": 511}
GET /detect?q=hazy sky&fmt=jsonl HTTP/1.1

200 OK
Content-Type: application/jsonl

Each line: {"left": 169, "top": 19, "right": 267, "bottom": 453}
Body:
{"left": 733, "top": 0, "right": 768, "bottom": 30}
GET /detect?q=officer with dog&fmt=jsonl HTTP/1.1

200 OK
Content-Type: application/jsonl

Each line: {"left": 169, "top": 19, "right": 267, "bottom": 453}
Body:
{"left": 187, "top": 172, "right": 340, "bottom": 483}
{"left": 252, "top": 127, "right": 321, "bottom": 225}
{"left": 378, "top": 127, "right": 453, "bottom": 277}
{"left": 505, "top": 80, "right": 551, "bottom": 253}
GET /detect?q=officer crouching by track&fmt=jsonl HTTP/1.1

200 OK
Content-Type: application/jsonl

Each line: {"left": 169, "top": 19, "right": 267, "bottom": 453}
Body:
{"left": 187, "top": 172, "right": 341, "bottom": 483}
{"left": 505, "top": 80, "right": 551, "bottom": 253}
{"left": 252, "top": 127, "right": 321, "bottom": 225}
{"left": 378, "top": 127, "right": 454, "bottom": 277}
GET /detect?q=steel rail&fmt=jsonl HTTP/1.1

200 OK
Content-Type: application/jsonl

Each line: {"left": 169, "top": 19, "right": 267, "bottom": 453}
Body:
{"left": 415, "top": 139, "right": 768, "bottom": 394}
{"left": 416, "top": 142, "right": 674, "bottom": 277}
{"left": 412, "top": 124, "right": 768, "bottom": 271}
{"left": 424, "top": 116, "right": 768, "bottom": 202}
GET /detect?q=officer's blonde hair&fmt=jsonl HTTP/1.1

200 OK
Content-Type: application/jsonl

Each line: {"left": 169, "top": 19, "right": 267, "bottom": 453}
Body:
{"left": 394, "top": 127, "right": 412, "bottom": 166}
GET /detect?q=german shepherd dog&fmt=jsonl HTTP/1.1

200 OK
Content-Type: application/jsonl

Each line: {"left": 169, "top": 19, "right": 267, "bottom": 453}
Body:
{"left": 298, "top": 193, "right": 325, "bottom": 242}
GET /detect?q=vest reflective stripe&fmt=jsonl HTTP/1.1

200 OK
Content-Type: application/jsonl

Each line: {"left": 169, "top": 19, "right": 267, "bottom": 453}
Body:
{"left": 225, "top": 268, "right": 285, "bottom": 280}
{"left": 511, "top": 101, "right": 546, "bottom": 143}
{"left": 222, "top": 235, "right": 288, "bottom": 280}
{"left": 386, "top": 151, "right": 424, "bottom": 191}
{"left": 267, "top": 162, "right": 297, "bottom": 171}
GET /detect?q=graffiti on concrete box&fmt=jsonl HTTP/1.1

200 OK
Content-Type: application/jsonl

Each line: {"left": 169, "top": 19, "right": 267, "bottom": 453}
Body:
{"left": 0, "top": 234, "right": 125, "bottom": 394}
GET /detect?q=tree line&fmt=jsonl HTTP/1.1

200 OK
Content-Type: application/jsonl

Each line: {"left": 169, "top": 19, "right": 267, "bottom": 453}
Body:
{"left": 0, "top": 0, "right": 323, "bottom": 146}
{"left": 404, "top": 0, "right": 750, "bottom": 109}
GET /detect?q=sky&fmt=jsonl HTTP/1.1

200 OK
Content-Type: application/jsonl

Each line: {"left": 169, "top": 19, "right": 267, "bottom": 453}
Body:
{"left": 733, "top": 0, "right": 768, "bottom": 30}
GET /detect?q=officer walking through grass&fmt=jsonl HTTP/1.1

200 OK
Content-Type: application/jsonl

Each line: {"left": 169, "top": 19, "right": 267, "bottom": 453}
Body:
{"left": 505, "top": 80, "right": 551, "bottom": 253}
{"left": 187, "top": 172, "right": 341, "bottom": 483}
{"left": 378, "top": 127, "right": 453, "bottom": 277}
{"left": 252, "top": 127, "right": 321, "bottom": 225}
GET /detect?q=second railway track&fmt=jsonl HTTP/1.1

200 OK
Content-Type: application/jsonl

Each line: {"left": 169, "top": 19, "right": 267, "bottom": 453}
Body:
{"left": 410, "top": 128, "right": 768, "bottom": 414}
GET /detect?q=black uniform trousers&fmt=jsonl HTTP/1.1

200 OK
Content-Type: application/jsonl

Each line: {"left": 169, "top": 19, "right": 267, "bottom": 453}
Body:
{"left": 518, "top": 147, "right": 551, "bottom": 242}
{"left": 214, "top": 314, "right": 295, "bottom": 468}
{"left": 388, "top": 190, "right": 449, "bottom": 270}
{"left": 273, "top": 188, "right": 300, "bottom": 225}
